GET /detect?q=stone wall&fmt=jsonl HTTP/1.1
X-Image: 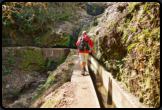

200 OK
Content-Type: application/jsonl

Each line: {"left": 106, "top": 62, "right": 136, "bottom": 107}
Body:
{"left": 2, "top": 46, "right": 72, "bottom": 61}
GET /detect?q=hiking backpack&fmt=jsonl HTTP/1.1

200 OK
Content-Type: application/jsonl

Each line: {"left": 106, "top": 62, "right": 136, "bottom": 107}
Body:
{"left": 78, "top": 35, "right": 90, "bottom": 52}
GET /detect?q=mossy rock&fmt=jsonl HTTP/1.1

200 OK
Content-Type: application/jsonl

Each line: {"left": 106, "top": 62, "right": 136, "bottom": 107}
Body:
{"left": 19, "top": 49, "right": 46, "bottom": 71}
{"left": 39, "top": 33, "right": 71, "bottom": 47}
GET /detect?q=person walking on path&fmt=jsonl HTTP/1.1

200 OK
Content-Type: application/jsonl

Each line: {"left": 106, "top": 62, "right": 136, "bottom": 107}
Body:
{"left": 76, "top": 31, "right": 95, "bottom": 76}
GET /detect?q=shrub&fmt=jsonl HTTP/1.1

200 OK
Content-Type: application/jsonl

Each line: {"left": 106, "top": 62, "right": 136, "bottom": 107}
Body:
{"left": 54, "top": 56, "right": 67, "bottom": 68}
{"left": 2, "top": 65, "right": 10, "bottom": 75}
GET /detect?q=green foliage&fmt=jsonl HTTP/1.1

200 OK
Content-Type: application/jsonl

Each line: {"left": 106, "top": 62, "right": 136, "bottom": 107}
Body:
{"left": 2, "top": 18, "right": 12, "bottom": 26}
{"left": 79, "top": 25, "right": 88, "bottom": 37}
{"left": 35, "top": 36, "right": 40, "bottom": 41}
{"left": 117, "top": 27, "right": 123, "bottom": 32}
{"left": 2, "top": 65, "right": 11, "bottom": 75}
{"left": 2, "top": 65, "right": 6, "bottom": 71}
{"left": 46, "top": 58, "right": 51, "bottom": 67}
{"left": 143, "top": 4, "right": 148, "bottom": 10}
{"left": 127, "top": 42, "right": 139, "bottom": 51}
{"left": 34, "top": 76, "right": 56, "bottom": 101}
{"left": 6, "top": 55, "right": 15, "bottom": 66}
{"left": 61, "top": 36, "right": 71, "bottom": 47}
{"left": 54, "top": 56, "right": 66, "bottom": 68}
{"left": 45, "top": 77, "right": 56, "bottom": 88}
{"left": 67, "top": 51, "right": 75, "bottom": 59}
{"left": 146, "top": 10, "right": 151, "bottom": 14}
{"left": 122, "top": 30, "right": 128, "bottom": 43}
{"left": 32, "top": 92, "right": 41, "bottom": 102}
{"left": 130, "top": 27, "right": 136, "bottom": 32}
{"left": 59, "top": 10, "right": 70, "bottom": 21}
{"left": 128, "top": 2, "right": 137, "bottom": 9}
{"left": 45, "top": 57, "right": 51, "bottom": 71}
{"left": 126, "top": 35, "right": 133, "bottom": 43}
{"left": 92, "top": 4, "right": 97, "bottom": 13}
{"left": 128, "top": 2, "right": 137, "bottom": 13}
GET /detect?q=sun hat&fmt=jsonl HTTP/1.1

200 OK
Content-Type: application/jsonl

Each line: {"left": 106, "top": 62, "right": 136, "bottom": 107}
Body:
{"left": 82, "top": 31, "right": 87, "bottom": 34}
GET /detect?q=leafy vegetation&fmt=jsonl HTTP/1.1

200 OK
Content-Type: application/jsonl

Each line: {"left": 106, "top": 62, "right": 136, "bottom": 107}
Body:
{"left": 88, "top": 2, "right": 160, "bottom": 108}
{"left": 61, "top": 35, "right": 71, "bottom": 47}
{"left": 2, "top": 65, "right": 11, "bottom": 75}
{"left": 127, "top": 42, "right": 139, "bottom": 51}
{"left": 54, "top": 56, "right": 67, "bottom": 68}
{"left": 2, "top": 2, "right": 85, "bottom": 35}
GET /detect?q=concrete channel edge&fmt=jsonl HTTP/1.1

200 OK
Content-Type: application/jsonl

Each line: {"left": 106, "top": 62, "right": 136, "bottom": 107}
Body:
{"left": 88, "top": 55, "right": 144, "bottom": 108}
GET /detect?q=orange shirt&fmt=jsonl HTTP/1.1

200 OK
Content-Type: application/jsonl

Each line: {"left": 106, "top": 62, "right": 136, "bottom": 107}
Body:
{"left": 76, "top": 34, "right": 93, "bottom": 53}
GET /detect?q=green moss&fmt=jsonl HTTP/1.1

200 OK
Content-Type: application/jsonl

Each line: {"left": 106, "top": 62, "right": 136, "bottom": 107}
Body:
{"left": 61, "top": 35, "right": 70, "bottom": 47}
{"left": 20, "top": 49, "right": 46, "bottom": 71}
{"left": 34, "top": 76, "right": 56, "bottom": 102}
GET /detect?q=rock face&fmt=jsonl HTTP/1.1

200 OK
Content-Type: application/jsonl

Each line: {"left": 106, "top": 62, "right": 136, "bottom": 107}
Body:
{"left": 2, "top": 71, "right": 47, "bottom": 108}
{"left": 51, "top": 8, "right": 92, "bottom": 37}
{"left": 86, "top": 3, "right": 107, "bottom": 16}
{"left": 86, "top": 2, "right": 160, "bottom": 108}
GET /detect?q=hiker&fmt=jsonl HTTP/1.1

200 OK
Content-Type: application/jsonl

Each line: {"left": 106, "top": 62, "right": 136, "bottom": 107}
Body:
{"left": 76, "top": 31, "right": 95, "bottom": 76}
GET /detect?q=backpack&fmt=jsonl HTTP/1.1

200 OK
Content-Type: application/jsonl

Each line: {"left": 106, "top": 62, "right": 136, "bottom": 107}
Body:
{"left": 78, "top": 35, "right": 90, "bottom": 52}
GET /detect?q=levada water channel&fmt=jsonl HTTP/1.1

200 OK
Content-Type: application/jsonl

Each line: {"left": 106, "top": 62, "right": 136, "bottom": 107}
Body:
{"left": 72, "top": 4, "right": 116, "bottom": 108}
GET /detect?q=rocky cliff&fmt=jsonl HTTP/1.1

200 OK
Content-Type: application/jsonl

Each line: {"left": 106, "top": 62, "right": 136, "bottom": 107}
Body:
{"left": 85, "top": 2, "right": 160, "bottom": 108}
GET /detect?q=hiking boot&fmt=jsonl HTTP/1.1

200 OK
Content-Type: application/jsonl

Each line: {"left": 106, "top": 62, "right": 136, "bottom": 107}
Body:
{"left": 83, "top": 67, "right": 87, "bottom": 72}
{"left": 81, "top": 68, "right": 85, "bottom": 75}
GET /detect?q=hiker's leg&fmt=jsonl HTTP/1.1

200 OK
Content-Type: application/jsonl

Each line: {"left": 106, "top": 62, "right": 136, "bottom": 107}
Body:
{"left": 82, "top": 62, "right": 86, "bottom": 68}
{"left": 79, "top": 53, "right": 88, "bottom": 75}
{"left": 79, "top": 53, "right": 84, "bottom": 67}
{"left": 79, "top": 53, "right": 85, "bottom": 74}
{"left": 83, "top": 53, "right": 89, "bottom": 71}
{"left": 79, "top": 53, "right": 88, "bottom": 72}
{"left": 81, "top": 62, "right": 85, "bottom": 68}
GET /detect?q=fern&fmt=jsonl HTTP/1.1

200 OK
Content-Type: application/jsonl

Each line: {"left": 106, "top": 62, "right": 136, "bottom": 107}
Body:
{"left": 130, "top": 27, "right": 136, "bottom": 32}
{"left": 143, "top": 4, "right": 148, "bottom": 10}
{"left": 117, "top": 27, "right": 123, "bottom": 32}
{"left": 122, "top": 30, "right": 128, "bottom": 42}
{"left": 127, "top": 42, "right": 139, "bottom": 51}
{"left": 147, "top": 10, "right": 151, "bottom": 14}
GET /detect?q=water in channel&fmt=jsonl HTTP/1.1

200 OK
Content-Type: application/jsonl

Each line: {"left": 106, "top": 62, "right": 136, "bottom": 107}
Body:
{"left": 88, "top": 65, "right": 116, "bottom": 108}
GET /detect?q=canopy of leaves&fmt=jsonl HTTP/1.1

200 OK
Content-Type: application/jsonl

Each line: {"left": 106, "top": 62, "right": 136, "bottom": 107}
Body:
{"left": 2, "top": 2, "right": 48, "bottom": 24}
